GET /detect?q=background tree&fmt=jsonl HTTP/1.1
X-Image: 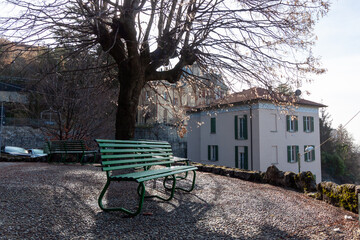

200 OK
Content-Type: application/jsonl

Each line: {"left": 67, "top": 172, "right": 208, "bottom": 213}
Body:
{"left": 0, "top": 0, "right": 329, "bottom": 139}
{"left": 320, "top": 109, "right": 360, "bottom": 183}
{"left": 27, "top": 48, "right": 118, "bottom": 140}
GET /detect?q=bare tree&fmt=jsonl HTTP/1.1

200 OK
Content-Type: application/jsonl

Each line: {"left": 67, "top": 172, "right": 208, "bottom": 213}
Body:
{"left": 0, "top": 0, "right": 329, "bottom": 139}
{"left": 23, "top": 48, "right": 118, "bottom": 140}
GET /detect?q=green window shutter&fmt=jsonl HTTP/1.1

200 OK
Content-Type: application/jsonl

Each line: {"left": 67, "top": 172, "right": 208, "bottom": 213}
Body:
{"left": 211, "top": 117, "right": 216, "bottom": 133}
{"left": 287, "top": 146, "right": 291, "bottom": 162}
{"left": 234, "top": 116, "right": 238, "bottom": 139}
{"left": 304, "top": 145, "right": 308, "bottom": 161}
{"left": 215, "top": 145, "right": 219, "bottom": 161}
{"left": 312, "top": 146, "right": 315, "bottom": 161}
{"left": 303, "top": 116, "right": 306, "bottom": 132}
{"left": 295, "top": 116, "right": 298, "bottom": 132}
{"left": 235, "top": 146, "right": 239, "bottom": 168}
{"left": 310, "top": 117, "right": 314, "bottom": 132}
{"left": 208, "top": 145, "right": 211, "bottom": 160}
{"left": 244, "top": 146, "right": 248, "bottom": 170}
{"left": 286, "top": 116, "right": 290, "bottom": 131}
{"left": 296, "top": 146, "right": 299, "bottom": 162}
{"left": 243, "top": 115, "right": 248, "bottom": 140}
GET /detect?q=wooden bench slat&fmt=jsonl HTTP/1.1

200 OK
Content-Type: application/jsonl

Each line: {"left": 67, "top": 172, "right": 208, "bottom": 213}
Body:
{"left": 101, "top": 152, "right": 172, "bottom": 160}
{"left": 98, "top": 143, "right": 172, "bottom": 148}
{"left": 102, "top": 156, "right": 172, "bottom": 165}
{"left": 96, "top": 139, "right": 169, "bottom": 145}
{"left": 102, "top": 160, "right": 175, "bottom": 171}
{"left": 100, "top": 148, "right": 171, "bottom": 154}
{"left": 114, "top": 165, "right": 197, "bottom": 181}
{"left": 137, "top": 167, "right": 198, "bottom": 182}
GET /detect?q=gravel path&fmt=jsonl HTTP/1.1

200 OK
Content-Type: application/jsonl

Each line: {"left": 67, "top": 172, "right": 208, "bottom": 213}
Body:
{"left": 0, "top": 162, "right": 359, "bottom": 240}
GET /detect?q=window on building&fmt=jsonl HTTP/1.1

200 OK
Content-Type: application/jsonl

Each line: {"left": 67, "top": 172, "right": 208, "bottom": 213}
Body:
{"left": 210, "top": 117, "right": 216, "bottom": 134}
{"left": 234, "top": 115, "right": 248, "bottom": 140}
{"left": 287, "top": 145, "right": 299, "bottom": 163}
{"left": 163, "top": 92, "right": 167, "bottom": 100}
{"left": 235, "top": 146, "right": 248, "bottom": 169}
{"left": 286, "top": 115, "right": 298, "bottom": 132}
{"left": 271, "top": 113, "right": 277, "bottom": 132}
{"left": 303, "top": 116, "right": 314, "bottom": 132}
{"left": 271, "top": 146, "right": 278, "bottom": 164}
{"left": 304, "top": 145, "right": 315, "bottom": 162}
{"left": 208, "top": 145, "right": 218, "bottom": 161}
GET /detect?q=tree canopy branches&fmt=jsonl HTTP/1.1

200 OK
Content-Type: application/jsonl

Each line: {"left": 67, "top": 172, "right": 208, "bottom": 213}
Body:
{"left": 0, "top": 0, "right": 329, "bottom": 138}
{"left": 1, "top": 0, "right": 329, "bottom": 85}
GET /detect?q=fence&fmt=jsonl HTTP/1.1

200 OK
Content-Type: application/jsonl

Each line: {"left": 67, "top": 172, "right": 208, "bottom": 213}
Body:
{"left": 135, "top": 123, "right": 187, "bottom": 157}
{"left": 1, "top": 118, "right": 55, "bottom": 128}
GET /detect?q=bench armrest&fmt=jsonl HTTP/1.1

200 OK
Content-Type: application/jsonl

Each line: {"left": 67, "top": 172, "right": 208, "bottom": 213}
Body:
{"left": 173, "top": 157, "right": 190, "bottom": 165}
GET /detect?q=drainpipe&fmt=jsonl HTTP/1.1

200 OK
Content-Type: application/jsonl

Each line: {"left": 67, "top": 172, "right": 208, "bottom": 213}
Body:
{"left": 250, "top": 105, "right": 253, "bottom": 170}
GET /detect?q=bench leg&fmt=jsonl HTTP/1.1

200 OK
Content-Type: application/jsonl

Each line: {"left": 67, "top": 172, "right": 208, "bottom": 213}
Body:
{"left": 98, "top": 180, "right": 146, "bottom": 216}
{"left": 137, "top": 176, "right": 177, "bottom": 202}
{"left": 47, "top": 154, "right": 52, "bottom": 162}
{"left": 175, "top": 161, "right": 190, "bottom": 179}
{"left": 163, "top": 170, "right": 196, "bottom": 193}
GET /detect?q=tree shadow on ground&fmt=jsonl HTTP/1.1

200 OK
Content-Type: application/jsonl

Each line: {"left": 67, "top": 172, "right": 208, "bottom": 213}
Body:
{"left": 0, "top": 163, "right": 323, "bottom": 239}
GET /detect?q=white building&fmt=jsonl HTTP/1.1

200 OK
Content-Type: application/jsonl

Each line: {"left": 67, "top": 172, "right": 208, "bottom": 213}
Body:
{"left": 187, "top": 87, "right": 326, "bottom": 183}
{"left": 136, "top": 63, "right": 228, "bottom": 125}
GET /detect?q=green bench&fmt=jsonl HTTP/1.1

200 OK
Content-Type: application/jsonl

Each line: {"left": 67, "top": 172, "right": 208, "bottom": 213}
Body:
{"left": 45, "top": 140, "right": 97, "bottom": 163}
{"left": 96, "top": 139, "right": 197, "bottom": 216}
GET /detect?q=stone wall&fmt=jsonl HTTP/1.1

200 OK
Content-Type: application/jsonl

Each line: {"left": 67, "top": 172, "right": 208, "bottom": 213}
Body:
{"left": 0, "top": 126, "right": 46, "bottom": 149}
{"left": 190, "top": 163, "right": 360, "bottom": 214}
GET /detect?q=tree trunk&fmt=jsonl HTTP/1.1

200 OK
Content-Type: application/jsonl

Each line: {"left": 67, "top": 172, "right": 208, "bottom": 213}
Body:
{"left": 115, "top": 67, "right": 145, "bottom": 140}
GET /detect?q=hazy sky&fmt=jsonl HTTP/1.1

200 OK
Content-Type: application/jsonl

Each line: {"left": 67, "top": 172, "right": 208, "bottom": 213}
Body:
{"left": 301, "top": 0, "right": 360, "bottom": 145}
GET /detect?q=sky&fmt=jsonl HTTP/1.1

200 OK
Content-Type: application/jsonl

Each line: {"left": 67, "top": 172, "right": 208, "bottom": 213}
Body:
{"left": 301, "top": 0, "right": 360, "bottom": 145}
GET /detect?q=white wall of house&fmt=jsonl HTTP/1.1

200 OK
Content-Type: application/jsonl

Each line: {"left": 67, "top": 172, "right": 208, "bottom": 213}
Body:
{"left": 187, "top": 101, "right": 322, "bottom": 183}
{"left": 256, "top": 103, "right": 322, "bottom": 182}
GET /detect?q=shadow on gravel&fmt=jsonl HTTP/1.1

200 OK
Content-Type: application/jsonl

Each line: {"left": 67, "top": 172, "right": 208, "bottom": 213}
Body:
{"left": 0, "top": 163, "right": 336, "bottom": 239}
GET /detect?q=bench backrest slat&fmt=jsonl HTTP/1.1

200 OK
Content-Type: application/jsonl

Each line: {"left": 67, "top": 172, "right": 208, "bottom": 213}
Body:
{"left": 96, "top": 139, "right": 174, "bottom": 173}
{"left": 102, "top": 156, "right": 172, "bottom": 166}
{"left": 102, "top": 160, "right": 174, "bottom": 171}
{"left": 101, "top": 152, "right": 172, "bottom": 160}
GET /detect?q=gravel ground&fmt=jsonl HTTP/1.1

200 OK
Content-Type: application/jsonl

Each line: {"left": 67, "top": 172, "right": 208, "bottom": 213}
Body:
{"left": 0, "top": 162, "right": 359, "bottom": 240}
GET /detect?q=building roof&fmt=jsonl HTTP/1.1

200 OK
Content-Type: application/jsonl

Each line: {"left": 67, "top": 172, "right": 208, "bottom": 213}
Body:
{"left": 187, "top": 87, "right": 327, "bottom": 112}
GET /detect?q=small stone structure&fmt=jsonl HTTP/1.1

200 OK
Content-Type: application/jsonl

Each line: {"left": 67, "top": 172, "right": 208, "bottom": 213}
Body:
{"left": 316, "top": 182, "right": 360, "bottom": 213}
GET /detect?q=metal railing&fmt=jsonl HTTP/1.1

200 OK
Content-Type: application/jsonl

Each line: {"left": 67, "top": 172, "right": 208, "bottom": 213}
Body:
{"left": 1, "top": 117, "right": 55, "bottom": 127}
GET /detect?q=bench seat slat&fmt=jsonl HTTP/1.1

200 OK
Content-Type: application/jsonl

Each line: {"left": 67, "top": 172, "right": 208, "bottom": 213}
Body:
{"left": 111, "top": 166, "right": 197, "bottom": 182}
{"left": 102, "top": 157, "right": 172, "bottom": 165}
{"left": 102, "top": 160, "right": 175, "bottom": 171}
{"left": 137, "top": 167, "right": 197, "bottom": 182}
